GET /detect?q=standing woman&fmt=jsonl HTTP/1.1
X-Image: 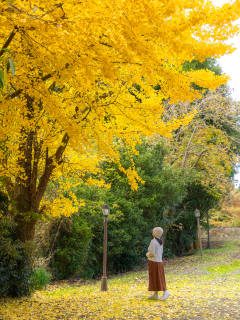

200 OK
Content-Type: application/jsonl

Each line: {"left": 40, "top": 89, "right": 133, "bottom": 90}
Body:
{"left": 146, "top": 227, "right": 171, "bottom": 300}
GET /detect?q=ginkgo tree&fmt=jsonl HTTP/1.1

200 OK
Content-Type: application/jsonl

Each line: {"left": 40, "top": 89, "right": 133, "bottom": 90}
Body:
{"left": 0, "top": 0, "right": 240, "bottom": 242}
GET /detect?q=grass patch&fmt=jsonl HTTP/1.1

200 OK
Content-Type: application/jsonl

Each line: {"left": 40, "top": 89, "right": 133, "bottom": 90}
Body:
{"left": 203, "top": 239, "right": 240, "bottom": 254}
{"left": 206, "top": 260, "right": 240, "bottom": 274}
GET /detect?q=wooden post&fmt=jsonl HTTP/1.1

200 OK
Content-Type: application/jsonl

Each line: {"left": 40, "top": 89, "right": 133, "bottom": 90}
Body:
{"left": 197, "top": 217, "right": 203, "bottom": 258}
{"left": 101, "top": 216, "right": 108, "bottom": 291}
{"left": 194, "top": 236, "right": 200, "bottom": 250}
{"left": 207, "top": 211, "right": 211, "bottom": 249}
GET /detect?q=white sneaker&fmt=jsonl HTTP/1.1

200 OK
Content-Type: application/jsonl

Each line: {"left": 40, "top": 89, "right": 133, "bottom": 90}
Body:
{"left": 161, "top": 290, "right": 171, "bottom": 300}
{"left": 148, "top": 292, "right": 159, "bottom": 300}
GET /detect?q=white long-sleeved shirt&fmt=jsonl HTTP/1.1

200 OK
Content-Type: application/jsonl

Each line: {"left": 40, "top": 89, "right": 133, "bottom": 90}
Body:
{"left": 146, "top": 238, "right": 163, "bottom": 262}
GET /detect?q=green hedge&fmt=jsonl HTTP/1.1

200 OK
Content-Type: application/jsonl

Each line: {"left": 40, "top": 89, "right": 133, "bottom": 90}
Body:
{"left": 0, "top": 217, "right": 35, "bottom": 297}
{"left": 79, "top": 195, "right": 150, "bottom": 278}
{"left": 49, "top": 215, "right": 91, "bottom": 279}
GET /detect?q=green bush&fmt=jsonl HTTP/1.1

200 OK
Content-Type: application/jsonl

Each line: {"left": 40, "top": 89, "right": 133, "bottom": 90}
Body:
{"left": 0, "top": 229, "right": 35, "bottom": 297}
{"left": 106, "top": 197, "right": 149, "bottom": 273}
{"left": 49, "top": 215, "right": 91, "bottom": 279}
{"left": 72, "top": 185, "right": 150, "bottom": 278}
{"left": 0, "top": 193, "right": 35, "bottom": 297}
{"left": 32, "top": 267, "right": 52, "bottom": 290}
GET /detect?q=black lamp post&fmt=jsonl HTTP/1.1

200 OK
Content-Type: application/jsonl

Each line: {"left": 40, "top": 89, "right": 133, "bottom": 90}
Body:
{"left": 195, "top": 208, "right": 203, "bottom": 258}
{"left": 101, "top": 203, "right": 110, "bottom": 291}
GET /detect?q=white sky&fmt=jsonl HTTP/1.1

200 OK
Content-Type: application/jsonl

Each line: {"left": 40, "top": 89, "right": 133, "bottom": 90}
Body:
{"left": 212, "top": 0, "right": 240, "bottom": 181}
{"left": 214, "top": 0, "right": 240, "bottom": 101}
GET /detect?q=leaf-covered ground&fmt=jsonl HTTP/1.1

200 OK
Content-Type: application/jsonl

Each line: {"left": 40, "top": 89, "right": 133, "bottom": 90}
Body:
{"left": 1, "top": 239, "right": 240, "bottom": 320}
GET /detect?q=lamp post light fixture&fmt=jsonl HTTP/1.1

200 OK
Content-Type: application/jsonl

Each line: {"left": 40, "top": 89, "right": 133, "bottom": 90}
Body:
{"left": 101, "top": 203, "right": 110, "bottom": 291}
{"left": 195, "top": 208, "right": 203, "bottom": 258}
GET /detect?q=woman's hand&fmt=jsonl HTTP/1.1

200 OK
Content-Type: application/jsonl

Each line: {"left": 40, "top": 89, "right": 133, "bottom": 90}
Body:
{"left": 146, "top": 252, "right": 154, "bottom": 258}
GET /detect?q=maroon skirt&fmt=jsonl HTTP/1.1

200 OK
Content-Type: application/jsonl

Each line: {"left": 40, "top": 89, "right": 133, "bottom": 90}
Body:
{"left": 148, "top": 261, "right": 167, "bottom": 292}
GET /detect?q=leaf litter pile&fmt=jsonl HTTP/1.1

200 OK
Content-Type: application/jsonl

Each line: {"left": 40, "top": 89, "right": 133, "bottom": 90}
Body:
{"left": 1, "top": 239, "right": 240, "bottom": 320}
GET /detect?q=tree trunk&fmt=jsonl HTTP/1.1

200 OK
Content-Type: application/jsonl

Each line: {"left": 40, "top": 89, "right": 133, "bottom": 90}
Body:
{"left": 188, "top": 242, "right": 194, "bottom": 251}
{"left": 162, "top": 226, "right": 170, "bottom": 244}
{"left": 14, "top": 214, "right": 37, "bottom": 242}
{"left": 5, "top": 92, "right": 70, "bottom": 243}
{"left": 7, "top": 125, "right": 69, "bottom": 243}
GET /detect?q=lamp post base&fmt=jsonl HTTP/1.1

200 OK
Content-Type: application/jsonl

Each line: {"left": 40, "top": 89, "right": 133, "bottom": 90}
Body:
{"left": 101, "top": 276, "right": 108, "bottom": 291}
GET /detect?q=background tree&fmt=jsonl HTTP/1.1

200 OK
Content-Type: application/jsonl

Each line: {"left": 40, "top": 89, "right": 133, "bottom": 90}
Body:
{"left": 101, "top": 141, "right": 191, "bottom": 225}
{"left": 165, "top": 183, "right": 220, "bottom": 256}
{"left": 161, "top": 87, "right": 240, "bottom": 197}
{"left": 210, "top": 190, "right": 240, "bottom": 227}
{"left": 147, "top": 58, "right": 240, "bottom": 243}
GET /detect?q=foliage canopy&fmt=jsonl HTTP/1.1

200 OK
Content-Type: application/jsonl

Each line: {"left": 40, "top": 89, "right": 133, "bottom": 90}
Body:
{"left": 1, "top": 0, "right": 240, "bottom": 241}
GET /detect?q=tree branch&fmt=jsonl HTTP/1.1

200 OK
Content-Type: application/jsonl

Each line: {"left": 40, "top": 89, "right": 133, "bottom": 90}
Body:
{"left": 29, "top": 130, "right": 40, "bottom": 210}
{"left": 5, "top": 178, "right": 14, "bottom": 198}
{"left": 0, "top": 74, "right": 54, "bottom": 103}
{"left": 42, "top": 73, "right": 53, "bottom": 81}
{"left": 35, "top": 133, "right": 69, "bottom": 211}
{"left": 181, "top": 128, "right": 196, "bottom": 168}
{"left": 191, "top": 149, "right": 207, "bottom": 170}
{"left": 162, "top": 210, "right": 185, "bottom": 243}
{"left": 48, "top": 219, "right": 63, "bottom": 260}
{"left": 0, "top": 27, "right": 18, "bottom": 57}
{"left": 226, "top": 134, "right": 240, "bottom": 144}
